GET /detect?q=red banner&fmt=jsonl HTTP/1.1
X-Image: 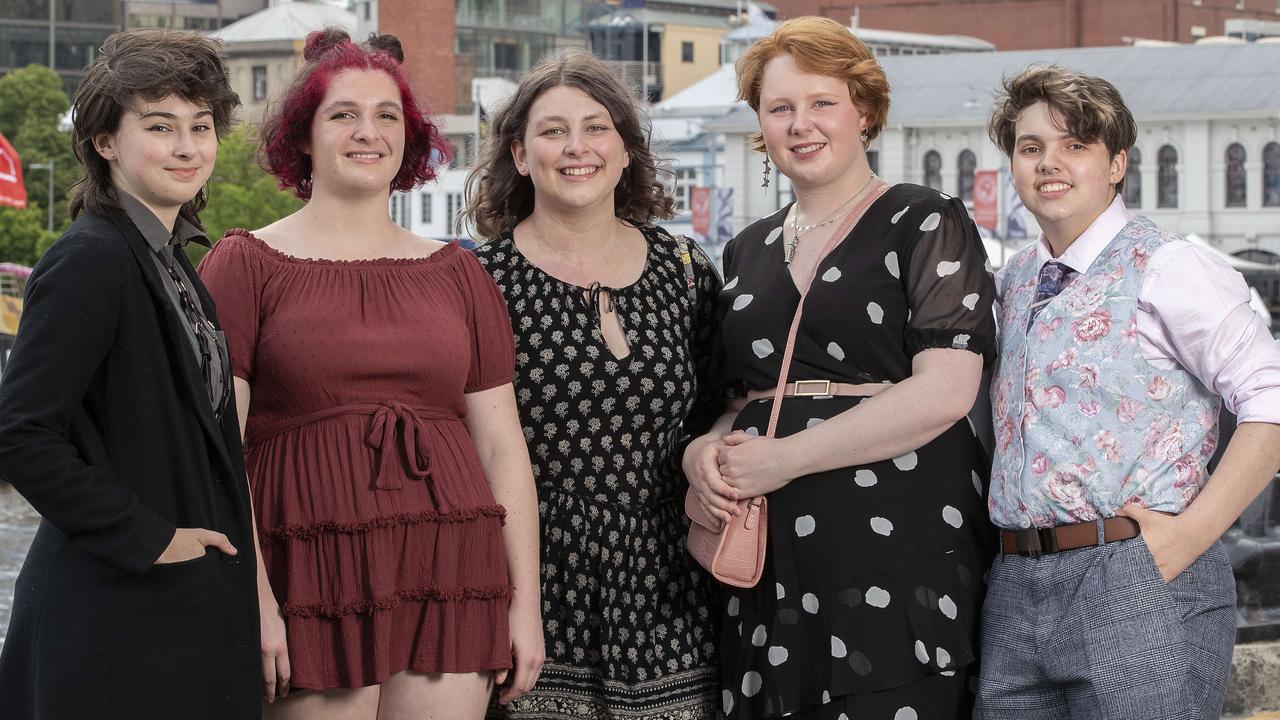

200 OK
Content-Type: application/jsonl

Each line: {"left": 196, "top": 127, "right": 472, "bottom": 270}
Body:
{"left": 972, "top": 170, "right": 997, "bottom": 231}
{"left": 690, "top": 186, "right": 711, "bottom": 237}
{"left": 0, "top": 132, "right": 27, "bottom": 210}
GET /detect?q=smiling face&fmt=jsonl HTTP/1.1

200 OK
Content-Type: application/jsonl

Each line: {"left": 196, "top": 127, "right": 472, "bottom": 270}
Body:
{"left": 511, "top": 84, "right": 629, "bottom": 218}
{"left": 1011, "top": 100, "right": 1126, "bottom": 251}
{"left": 757, "top": 53, "right": 869, "bottom": 195}
{"left": 93, "top": 94, "right": 217, "bottom": 225}
{"left": 307, "top": 68, "right": 405, "bottom": 198}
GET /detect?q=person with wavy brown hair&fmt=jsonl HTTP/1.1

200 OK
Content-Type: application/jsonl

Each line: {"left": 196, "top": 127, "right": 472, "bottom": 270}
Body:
{"left": 0, "top": 28, "right": 259, "bottom": 719}
{"left": 464, "top": 48, "right": 724, "bottom": 719}
{"left": 683, "top": 17, "right": 996, "bottom": 719}
{"left": 198, "top": 29, "right": 542, "bottom": 719}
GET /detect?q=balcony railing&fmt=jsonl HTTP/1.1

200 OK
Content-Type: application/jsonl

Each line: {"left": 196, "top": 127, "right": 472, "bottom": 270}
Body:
{"left": 455, "top": 10, "right": 561, "bottom": 34}
{"left": 601, "top": 60, "right": 662, "bottom": 98}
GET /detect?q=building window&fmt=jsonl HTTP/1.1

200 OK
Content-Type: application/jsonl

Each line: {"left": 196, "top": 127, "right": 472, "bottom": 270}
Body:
{"left": 446, "top": 192, "right": 463, "bottom": 236}
{"left": 1123, "top": 146, "right": 1141, "bottom": 208}
{"left": 252, "top": 65, "right": 267, "bottom": 101}
{"left": 957, "top": 149, "right": 976, "bottom": 202}
{"left": 494, "top": 42, "right": 518, "bottom": 72}
{"left": 1158, "top": 145, "right": 1178, "bottom": 208}
{"left": 682, "top": 41, "right": 694, "bottom": 63}
{"left": 389, "top": 193, "right": 400, "bottom": 224}
{"left": 1226, "top": 143, "right": 1247, "bottom": 207}
{"left": 421, "top": 192, "right": 433, "bottom": 223}
{"left": 673, "top": 167, "right": 697, "bottom": 211}
{"left": 1263, "top": 142, "right": 1280, "bottom": 208}
{"left": 923, "top": 150, "right": 942, "bottom": 191}
{"left": 363, "top": 1, "right": 370, "bottom": 20}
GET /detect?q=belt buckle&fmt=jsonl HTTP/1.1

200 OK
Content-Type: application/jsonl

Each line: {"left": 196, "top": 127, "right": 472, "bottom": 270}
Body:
{"left": 1013, "top": 527, "right": 1060, "bottom": 556}
{"left": 793, "top": 380, "right": 832, "bottom": 398}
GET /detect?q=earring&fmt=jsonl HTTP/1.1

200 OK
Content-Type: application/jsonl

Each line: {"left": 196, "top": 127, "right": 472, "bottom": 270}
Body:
{"left": 761, "top": 155, "right": 771, "bottom": 189}
{"left": 860, "top": 130, "right": 869, "bottom": 144}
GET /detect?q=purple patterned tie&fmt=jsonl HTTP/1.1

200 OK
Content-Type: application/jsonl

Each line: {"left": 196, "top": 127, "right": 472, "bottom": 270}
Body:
{"left": 1028, "top": 260, "right": 1075, "bottom": 327}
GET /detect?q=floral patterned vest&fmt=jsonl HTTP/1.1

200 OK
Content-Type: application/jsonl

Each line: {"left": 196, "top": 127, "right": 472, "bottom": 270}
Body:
{"left": 989, "top": 216, "right": 1220, "bottom": 529}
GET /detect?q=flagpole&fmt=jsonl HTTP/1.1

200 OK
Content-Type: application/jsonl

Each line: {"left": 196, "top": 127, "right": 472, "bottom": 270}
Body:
{"left": 472, "top": 78, "right": 481, "bottom": 167}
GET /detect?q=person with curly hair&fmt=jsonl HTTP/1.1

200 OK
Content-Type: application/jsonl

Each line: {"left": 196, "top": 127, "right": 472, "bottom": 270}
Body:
{"left": 198, "top": 29, "right": 541, "bottom": 719}
{"left": 464, "top": 48, "right": 724, "bottom": 719}
{"left": 0, "top": 28, "right": 259, "bottom": 719}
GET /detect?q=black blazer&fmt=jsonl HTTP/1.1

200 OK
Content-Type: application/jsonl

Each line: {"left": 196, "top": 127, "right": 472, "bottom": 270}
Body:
{"left": 0, "top": 211, "right": 259, "bottom": 719}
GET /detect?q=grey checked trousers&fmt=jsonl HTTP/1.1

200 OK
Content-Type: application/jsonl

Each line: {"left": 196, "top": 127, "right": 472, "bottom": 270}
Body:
{"left": 974, "top": 535, "right": 1236, "bottom": 720}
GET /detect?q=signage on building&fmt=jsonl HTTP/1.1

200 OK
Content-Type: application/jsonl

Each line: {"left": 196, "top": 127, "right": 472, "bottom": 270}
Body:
{"left": 0, "top": 132, "right": 27, "bottom": 210}
{"left": 972, "top": 170, "right": 997, "bottom": 230}
{"left": 691, "top": 186, "right": 711, "bottom": 237}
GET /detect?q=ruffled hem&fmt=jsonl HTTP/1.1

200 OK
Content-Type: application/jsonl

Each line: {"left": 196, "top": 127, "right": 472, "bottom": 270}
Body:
{"left": 283, "top": 583, "right": 514, "bottom": 618}
{"left": 264, "top": 505, "right": 507, "bottom": 542}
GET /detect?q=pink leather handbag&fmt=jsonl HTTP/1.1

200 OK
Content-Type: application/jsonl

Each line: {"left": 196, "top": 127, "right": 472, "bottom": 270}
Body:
{"left": 685, "top": 181, "right": 888, "bottom": 588}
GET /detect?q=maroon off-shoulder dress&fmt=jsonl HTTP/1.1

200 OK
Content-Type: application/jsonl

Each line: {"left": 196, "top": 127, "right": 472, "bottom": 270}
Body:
{"left": 200, "top": 231, "right": 515, "bottom": 689}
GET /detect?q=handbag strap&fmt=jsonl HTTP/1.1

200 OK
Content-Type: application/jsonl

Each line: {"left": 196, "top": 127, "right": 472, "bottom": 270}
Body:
{"left": 764, "top": 181, "right": 888, "bottom": 438}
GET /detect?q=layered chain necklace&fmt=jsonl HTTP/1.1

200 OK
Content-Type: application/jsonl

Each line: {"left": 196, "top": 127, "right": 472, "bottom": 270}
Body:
{"left": 784, "top": 171, "right": 879, "bottom": 264}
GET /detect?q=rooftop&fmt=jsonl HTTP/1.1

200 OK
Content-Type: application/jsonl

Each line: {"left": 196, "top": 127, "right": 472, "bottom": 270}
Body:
{"left": 211, "top": 0, "right": 356, "bottom": 44}
{"left": 703, "top": 42, "right": 1280, "bottom": 132}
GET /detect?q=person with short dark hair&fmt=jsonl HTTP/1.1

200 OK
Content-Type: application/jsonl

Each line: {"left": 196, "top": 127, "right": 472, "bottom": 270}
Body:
{"left": 977, "top": 64, "right": 1280, "bottom": 720}
{"left": 465, "top": 48, "right": 724, "bottom": 719}
{"left": 0, "top": 28, "right": 259, "bottom": 719}
{"left": 199, "top": 28, "right": 542, "bottom": 719}
{"left": 687, "top": 16, "right": 995, "bottom": 719}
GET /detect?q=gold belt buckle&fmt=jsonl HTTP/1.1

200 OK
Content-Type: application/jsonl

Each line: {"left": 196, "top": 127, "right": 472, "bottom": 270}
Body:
{"left": 793, "top": 380, "right": 833, "bottom": 398}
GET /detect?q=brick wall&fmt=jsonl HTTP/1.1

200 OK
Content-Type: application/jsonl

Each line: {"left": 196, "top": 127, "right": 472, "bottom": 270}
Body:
{"left": 379, "top": 0, "right": 456, "bottom": 114}
{"left": 765, "top": 0, "right": 1280, "bottom": 49}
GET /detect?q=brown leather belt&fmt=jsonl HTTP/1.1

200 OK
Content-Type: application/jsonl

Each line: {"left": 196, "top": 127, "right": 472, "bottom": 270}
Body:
{"left": 999, "top": 517, "right": 1140, "bottom": 556}
{"left": 744, "top": 380, "right": 892, "bottom": 402}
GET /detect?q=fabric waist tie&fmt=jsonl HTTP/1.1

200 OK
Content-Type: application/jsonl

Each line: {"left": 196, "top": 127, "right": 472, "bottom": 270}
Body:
{"left": 245, "top": 401, "right": 463, "bottom": 491}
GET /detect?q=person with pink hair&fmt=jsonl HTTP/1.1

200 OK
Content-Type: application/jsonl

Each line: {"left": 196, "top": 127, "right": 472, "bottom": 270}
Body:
{"left": 200, "top": 29, "right": 542, "bottom": 719}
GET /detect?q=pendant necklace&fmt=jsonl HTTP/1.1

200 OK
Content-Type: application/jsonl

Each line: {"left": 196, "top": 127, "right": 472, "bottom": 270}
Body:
{"left": 785, "top": 171, "right": 878, "bottom": 264}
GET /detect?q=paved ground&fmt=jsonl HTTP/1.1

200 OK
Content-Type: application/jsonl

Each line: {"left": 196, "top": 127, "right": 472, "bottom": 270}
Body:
{"left": 0, "top": 484, "right": 38, "bottom": 647}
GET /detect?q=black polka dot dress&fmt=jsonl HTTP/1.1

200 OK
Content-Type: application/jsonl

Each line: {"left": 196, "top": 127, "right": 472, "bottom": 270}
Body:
{"left": 716, "top": 184, "right": 997, "bottom": 719}
{"left": 475, "top": 226, "right": 724, "bottom": 720}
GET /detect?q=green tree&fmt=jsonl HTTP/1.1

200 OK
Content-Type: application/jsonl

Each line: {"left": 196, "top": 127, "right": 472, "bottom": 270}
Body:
{"left": 0, "top": 65, "right": 76, "bottom": 241}
{"left": 193, "top": 125, "right": 302, "bottom": 264}
{"left": 0, "top": 205, "right": 56, "bottom": 266}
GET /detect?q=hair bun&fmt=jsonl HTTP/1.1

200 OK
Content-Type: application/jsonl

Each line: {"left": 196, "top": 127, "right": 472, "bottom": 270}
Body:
{"left": 304, "top": 28, "right": 352, "bottom": 62}
{"left": 365, "top": 33, "right": 404, "bottom": 63}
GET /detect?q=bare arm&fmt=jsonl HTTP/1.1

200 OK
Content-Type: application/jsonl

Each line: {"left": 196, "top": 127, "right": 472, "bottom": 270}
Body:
{"left": 717, "top": 348, "right": 982, "bottom": 498}
{"left": 1119, "top": 422, "right": 1280, "bottom": 582}
{"left": 465, "top": 383, "right": 543, "bottom": 703}
{"left": 232, "top": 378, "right": 291, "bottom": 702}
{"left": 682, "top": 398, "right": 747, "bottom": 523}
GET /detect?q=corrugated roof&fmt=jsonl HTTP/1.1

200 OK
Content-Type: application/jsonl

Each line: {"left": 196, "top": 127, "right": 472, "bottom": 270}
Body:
{"left": 212, "top": 0, "right": 357, "bottom": 44}
{"left": 704, "top": 42, "right": 1280, "bottom": 132}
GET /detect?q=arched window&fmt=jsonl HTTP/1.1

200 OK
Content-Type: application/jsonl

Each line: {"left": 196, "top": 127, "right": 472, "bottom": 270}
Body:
{"left": 1226, "top": 143, "right": 1247, "bottom": 207}
{"left": 1123, "top": 146, "right": 1141, "bottom": 207}
{"left": 957, "top": 149, "right": 976, "bottom": 201}
{"left": 1264, "top": 142, "right": 1280, "bottom": 208}
{"left": 1158, "top": 145, "right": 1178, "bottom": 209}
{"left": 924, "top": 150, "right": 942, "bottom": 191}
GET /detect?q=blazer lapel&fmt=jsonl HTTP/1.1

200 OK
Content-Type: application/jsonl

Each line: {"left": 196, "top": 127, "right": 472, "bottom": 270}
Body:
{"left": 110, "top": 214, "right": 235, "bottom": 477}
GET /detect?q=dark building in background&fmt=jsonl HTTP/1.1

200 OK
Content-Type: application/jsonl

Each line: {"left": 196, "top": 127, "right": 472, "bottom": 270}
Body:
{"left": 0, "top": 0, "right": 267, "bottom": 95}
{"left": 0, "top": 0, "right": 119, "bottom": 94}
{"left": 766, "top": 0, "right": 1280, "bottom": 50}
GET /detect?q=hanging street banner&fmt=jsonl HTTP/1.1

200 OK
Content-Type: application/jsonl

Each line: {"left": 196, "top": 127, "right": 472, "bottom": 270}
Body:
{"left": 0, "top": 132, "right": 28, "bottom": 209}
{"left": 972, "top": 170, "right": 998, "bottom": 231}
{"left": 690, "top": 186, "right": 711, "bottom": 238}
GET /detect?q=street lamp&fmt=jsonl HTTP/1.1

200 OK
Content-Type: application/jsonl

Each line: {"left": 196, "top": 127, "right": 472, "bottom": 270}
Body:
{"left": 28, "top": 162, "right": 54, "bottom": 233}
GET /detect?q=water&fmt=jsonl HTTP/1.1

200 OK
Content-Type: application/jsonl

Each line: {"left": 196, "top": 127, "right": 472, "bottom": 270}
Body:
{"left": 0, "top": 485, "right": 39, "bottom": 648}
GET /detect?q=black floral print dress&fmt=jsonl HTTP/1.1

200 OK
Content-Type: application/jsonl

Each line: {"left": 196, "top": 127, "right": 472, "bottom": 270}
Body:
{"left": 475, "top": 225, "right": 724, "bottom": 720}
{"left": 716, "top": 184, "right": 997, "bottom": 719}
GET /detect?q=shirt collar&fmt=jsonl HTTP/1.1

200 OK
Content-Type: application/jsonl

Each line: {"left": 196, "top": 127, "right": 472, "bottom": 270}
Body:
{"left": 115, "top": 189, "right": 211, "bottom": 253}
{"left": 1035, "top": 194, "right": 1133, "bottom": 273}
